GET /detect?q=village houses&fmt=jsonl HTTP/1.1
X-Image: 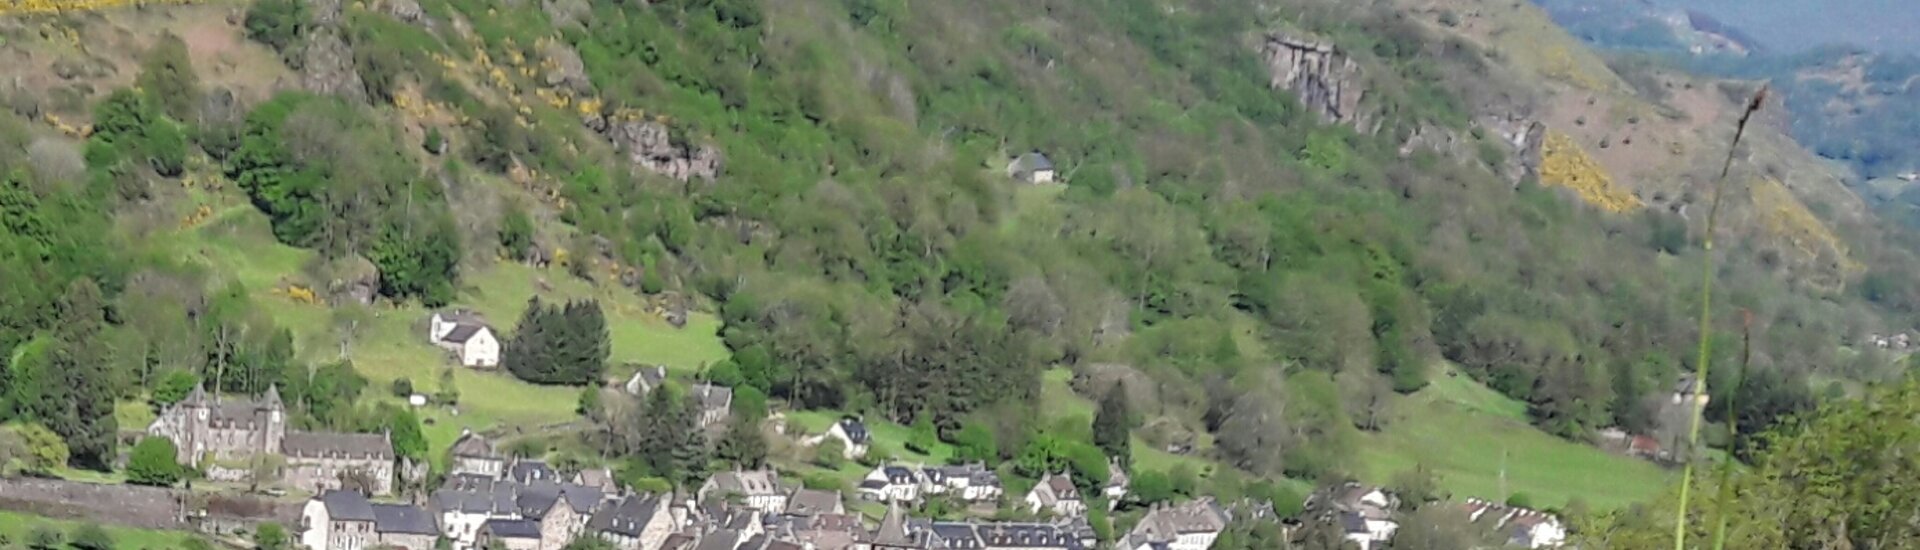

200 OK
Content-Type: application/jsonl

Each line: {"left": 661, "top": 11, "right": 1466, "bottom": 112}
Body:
{"left": 429, "top": 309, "right": 501, "bottom": 368}
{"left": 1310, "top": 484, "right": 1399, "bottom": 550}
{"left": 700, "top": 469, "right": 789, "bottom": 514}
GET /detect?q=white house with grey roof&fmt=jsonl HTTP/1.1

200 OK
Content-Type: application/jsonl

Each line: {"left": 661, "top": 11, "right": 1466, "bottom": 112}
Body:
{"left": 429, "top": 309, "right": 499, "bottom": 368}
{"left": 1007, "top": 152, "right": 1057, "bottom": 184}
{"left": 690, "top": 382, "right": 734, "bottom": 428}
{"left": 859, "top": 465, "right": 922, "bottom": 503}
{"left": 623, "top": 365, "right": 669, "bottom": 396}
{"left": 806, "top": 418, "right": 871, "bottom": 459}
{"left": 450, "top": 432, "right": 506, "bottom": 479}
{"left": 921, "top": 463, "right": 1002, "bottom": 502}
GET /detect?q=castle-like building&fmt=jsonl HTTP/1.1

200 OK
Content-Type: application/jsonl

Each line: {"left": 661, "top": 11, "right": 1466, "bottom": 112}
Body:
{"left": 148, "top": 384, "right": 396, "bottom": 495}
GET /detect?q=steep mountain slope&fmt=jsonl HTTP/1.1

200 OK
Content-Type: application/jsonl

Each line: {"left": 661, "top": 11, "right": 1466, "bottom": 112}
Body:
{"left": 0, "top": 0, "right": 1912, "bottom": 520}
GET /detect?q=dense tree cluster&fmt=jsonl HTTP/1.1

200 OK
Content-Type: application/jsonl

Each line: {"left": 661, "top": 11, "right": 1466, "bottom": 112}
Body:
{"left": 504, "top": 298, "right": 610, "bottom": 385}
{"left": 226, "top": 93, "right": 461, "bottom": 305}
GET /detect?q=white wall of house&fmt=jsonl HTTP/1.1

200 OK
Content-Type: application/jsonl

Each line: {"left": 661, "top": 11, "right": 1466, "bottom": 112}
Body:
{"left": 461, "top": 329, "right": 500, "bottom": 367}
{"left": 439, "top": 510, "right": 499, "bottom": 550}
{"left": 429, "top": 314, "right": 460, "bottom": 343}
{"left": 1526, "top": 521, "right": 1567, "bottom": 548}
{"left": 301, "top": 500, "right": 330, "bottom": 550}
{"left": 1029, "top": 168, "right": 1056, "bottom": 184}
{"left": 1171, "top": 532, "right": 1217, "bottom": 550}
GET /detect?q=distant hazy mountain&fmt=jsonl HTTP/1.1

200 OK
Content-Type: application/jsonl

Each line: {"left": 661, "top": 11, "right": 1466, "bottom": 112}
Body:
{"left": 1664, "top": 0, "right": 1920, "bottom": 55}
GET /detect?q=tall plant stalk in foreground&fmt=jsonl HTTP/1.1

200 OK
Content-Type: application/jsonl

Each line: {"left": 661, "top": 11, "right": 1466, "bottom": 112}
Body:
{"left": 1707, "top": 311, "right": 1751, "bottom": 550}
{"left": 1674, "top": 86, "right": 1767, "bottom": 550}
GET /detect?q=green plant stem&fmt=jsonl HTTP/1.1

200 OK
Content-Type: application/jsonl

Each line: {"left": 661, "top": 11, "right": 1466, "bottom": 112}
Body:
{"left": 1709, "top": 314, "right": 1750, "bottom": 550}
{"left": 1674, "top": 87, "right": 1766, "bottom": 550}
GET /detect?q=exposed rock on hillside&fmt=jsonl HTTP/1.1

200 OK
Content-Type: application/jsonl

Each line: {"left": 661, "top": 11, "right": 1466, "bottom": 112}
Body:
{"left": 1262, "top": 35, "right": 1372, "bottom": 132}
{"left": 594, "top": 117, "right": 722, "bottom": 182}
{"left": 300, "top": 0, "right": 366, "bottom": 103}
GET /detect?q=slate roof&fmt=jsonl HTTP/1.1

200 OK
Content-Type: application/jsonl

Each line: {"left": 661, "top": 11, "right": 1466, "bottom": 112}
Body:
{"left": 867, "top": 501, "right": 918, "bottom": 547}
{"left": 1009, "top": 152, "right": 1056, "bottom": 178}
{"left": 588, "top": 494, "right": 664, "bottom": 538}
{"left": 1339, "top": 511, "right": 1369, "bottom": 535}
{"left": 660, "top": 533, "right": 697, "bottom": 550}
{"left": 692, "top": 383, "right": 733, "bottom": 411}
{"left": 1130, "top": 498, "right": 1229, "bottom": 541}
{"left": 320, "top": 490, "right": 377, "bottom": 522}
{"left": 435, "top": 309, "right": 485, "bottom": 325}
{"left": 695, "top": 530, "right": 743, "bottom": 550}
{"left": 371, "top": 503, "right": 440, "bottom": 535}
{"left": 574, "top": 467, "right": 615, "bottom": 490}
{"left": 433, "top": 474, "right": 520, "bottom": 515}
{"left": 835, "top": 419, "right": 870, "bottom": 444}
{"left": 442, "top": 324, "right": 486, "bottom": 344}
{"left": 482, "top": 518, "right": 543, "bottom": 539}
{"left": 882, "top": 466, "right": 917, "bottom": 485}
{"left": 788, "top": 489, "right": 842, "bottom": 516}
{"left": 518, "top": 480, "right": 605, "bottom": 518}
{"left": 450, "top": 432, "right": 498, "bottom": 458}
{"left": 710, "top": 470, "right": 783, "bottom": 496}
{"left": 509, "top": 460, "right": 558, "bottom": 483}
{"left": 282, "top": 431, "right": 394, "bottom": 460}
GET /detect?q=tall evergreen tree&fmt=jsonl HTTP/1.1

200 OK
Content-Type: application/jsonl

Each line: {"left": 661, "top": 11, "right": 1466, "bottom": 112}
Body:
{"left": 51, "top": 279, "right": 117, "bottom": 469}
{"left": 1093, "top": 386, "right": 1133, "bottom": 464}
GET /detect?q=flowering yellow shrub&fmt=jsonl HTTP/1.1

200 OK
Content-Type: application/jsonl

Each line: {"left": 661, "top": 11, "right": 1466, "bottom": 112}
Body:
{"left": 1751, "top": 178, "right": 1851, "bottom": 271}
{"left": 0, "top": 0, "right": 200, "bottom": 17}
{"left": 1540, "top": 131, "right": 1640, "bottom": 213}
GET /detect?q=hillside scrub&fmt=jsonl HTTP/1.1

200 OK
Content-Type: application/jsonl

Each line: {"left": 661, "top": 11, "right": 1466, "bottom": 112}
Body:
{"left": 0, "top": 0, "right": 1912, "bottom": 516}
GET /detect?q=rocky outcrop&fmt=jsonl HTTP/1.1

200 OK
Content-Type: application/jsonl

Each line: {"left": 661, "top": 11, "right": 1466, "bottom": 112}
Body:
{"left": 593, "top": 117, "right": 722, "bottom": 182}
{"left": 1263, "top": 34, "right": 1373, "bottom": 132}
{"left": 300, "top": 0, "right": 366, "bottom": 103}
{"left": 1480, "top": 114, "right": 1547, "bottom": 185}
{"left": 542, "top": 41, "right": 592, "bottom": 94}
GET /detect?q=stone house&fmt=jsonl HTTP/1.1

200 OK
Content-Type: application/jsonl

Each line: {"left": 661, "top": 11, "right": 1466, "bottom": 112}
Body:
{"left": 450, "top": 432, "right": 506, "bottom": 479}
{"left": 699, "top": 470, "right": 787, "bottom": 513}
{"left": 1007, "top": 152, "right": 1057, "bottom": 184}
{"left": 1103, "top": 462, "right": 1129, "bottom": 509}
{"left": 1023, "top": 473, "right": 1084, "bottom": 517}
{"left": 283, "top": 431, "right": 397, "bottom": 496}
{"left": 372, "top": 503, "right": 441, "bottom": 550}
{"left": 477, "top": 519, "right": 543, "bottom": 550}
{"left": 1122, "top": 498, "right": 1229, "bottom": 550}
{"left": 586, "top": 494, "right": 675, "bottom": 550}
{"left": 147, "top": 384, "right": 286, "bottom": 467}
{"left": 150, "top": 384, "right": 396, "bottom": 495}
{"left": 622, "top": 365, "right": 669, "bottom": 396}
{"left": 300, "top": 490, "right": 377, "bottom": 550}
{"left": 806, "top": 418, "right": 871, "bottom": 459}
{"left": 690, "top": 382, "right": 734, "bottom": 428}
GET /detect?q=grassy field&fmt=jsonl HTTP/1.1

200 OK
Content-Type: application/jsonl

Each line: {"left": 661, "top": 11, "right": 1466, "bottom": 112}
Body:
{"left": 1354, "top": 369, "right": 1671, "bottom": 510}
{"left": 155, "top": 195, "right": 731, "bottom": 464}
{"left": 0, "top": 511, "right": 205, "bottom": 550}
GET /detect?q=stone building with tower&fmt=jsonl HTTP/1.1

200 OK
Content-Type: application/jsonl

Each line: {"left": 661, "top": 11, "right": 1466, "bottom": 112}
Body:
{"left": 147, "top": 384, "right": 395, "bottom": 495}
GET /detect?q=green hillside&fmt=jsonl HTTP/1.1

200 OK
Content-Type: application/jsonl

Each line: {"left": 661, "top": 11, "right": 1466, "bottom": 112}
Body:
{"left": 2, "top": 0, "right": 1915, "bottom": 540}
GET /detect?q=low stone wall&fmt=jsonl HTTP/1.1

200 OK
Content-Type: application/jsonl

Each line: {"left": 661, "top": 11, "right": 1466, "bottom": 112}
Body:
{"left": 0, "top": 477, "right": 302, "bottom": 534}
{"left": 0, "top": 477, "right": 185, "bottom": 530}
